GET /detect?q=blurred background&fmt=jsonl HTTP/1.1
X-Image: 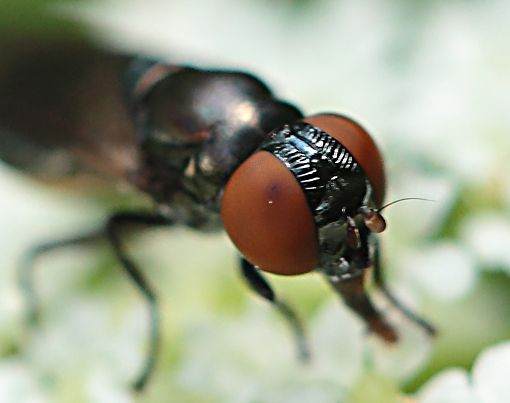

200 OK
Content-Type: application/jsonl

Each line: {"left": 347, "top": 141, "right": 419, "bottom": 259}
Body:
{"left": 0, "top": 0, "right": 509, "bottom": 402}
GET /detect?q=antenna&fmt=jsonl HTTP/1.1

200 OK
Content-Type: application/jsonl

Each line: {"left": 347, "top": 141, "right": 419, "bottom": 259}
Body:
{"left": 379, "top": 197, "right": 435, "bottom": 212}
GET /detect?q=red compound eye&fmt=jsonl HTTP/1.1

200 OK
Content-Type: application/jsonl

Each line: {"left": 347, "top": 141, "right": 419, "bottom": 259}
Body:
{"left": 221, "top": 151, "right": 319, "bottom": 275}
{"left": 221, "top": 113, "right": 386, "bottom": 276}
{"left": 304, "top": 114, "right": 386, "bottom": 207}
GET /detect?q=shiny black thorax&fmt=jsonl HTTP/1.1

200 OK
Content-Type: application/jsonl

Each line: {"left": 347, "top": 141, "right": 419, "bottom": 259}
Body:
{"left": 127, "top": 60, "right": 303, "bottom": 229}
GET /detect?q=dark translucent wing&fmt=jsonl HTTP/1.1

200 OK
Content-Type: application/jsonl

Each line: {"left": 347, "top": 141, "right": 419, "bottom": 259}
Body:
{"left": 0, "top": 37, "right": 141, "bottom": 183}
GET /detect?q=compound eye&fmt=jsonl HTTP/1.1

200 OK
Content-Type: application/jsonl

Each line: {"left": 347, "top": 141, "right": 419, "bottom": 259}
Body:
{"left": 304, "top": 114, "right": 386, "bottom": 207}
{"left": 221, "top": 151, "right": 319, "bottom": 275}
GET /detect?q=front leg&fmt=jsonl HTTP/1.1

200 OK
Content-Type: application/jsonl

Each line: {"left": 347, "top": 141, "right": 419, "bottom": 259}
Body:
{"left": 18, "top": 211, "right": 172, "bottom": 391}
{"left": 371, "top": 241, "right": 436, "bottom": 336}
{"left": 19, "top": 231, "right": 105, "bottom": 326}
{"left": 240, "top": 258, "right": 310, "bottom": 361}
{"left": 106, "top": 212, "right": 172, "bottom": 390}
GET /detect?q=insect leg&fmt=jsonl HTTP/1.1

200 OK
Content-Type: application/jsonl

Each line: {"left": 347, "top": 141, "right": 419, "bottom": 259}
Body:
{"left": 19, "top": 231, "right": 104, "bottom": 326}
{"left": 240, "top": 258, "right": 310, "bottom": 361}
{"left": 325, "top": 274, "right": 399, "bottom": 343}
{"left": 106, "top": 212, "right": 172, "bottom": 391}
{"left": 372, "top": 243, "right": 436, "bottom": 336}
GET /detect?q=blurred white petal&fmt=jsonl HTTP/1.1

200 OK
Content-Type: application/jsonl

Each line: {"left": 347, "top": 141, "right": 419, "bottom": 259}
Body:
{"left": 26, "top": 298, "right": 144, "bottom": 392}
{"left": 0, "top": 360, "right": 49, "bottom": 403}
{"left": 176, "top": 301, "right": 352, "bottom": 403}
{"left": 461, "top": 213, "right": 510, "bottom": 273}
{"left": 85, "top": 369, "right": 133, "bottom": 403}
{"left": 309, "top": 300, "right": 365, "bottom": 388}
{"left": 416, "top": 368, "right": 479, "bottom": 403}
{"left": 472, "top": 341, "right": 510, "bottom": 403}
{"left": 368, "top": 287, "right": 433, "bottom": 382}
{"left": 416, "top": 340, "right": 510, "bottom": 403}
{"left": 401, "top": 242, "right": 477, "bottom": 301}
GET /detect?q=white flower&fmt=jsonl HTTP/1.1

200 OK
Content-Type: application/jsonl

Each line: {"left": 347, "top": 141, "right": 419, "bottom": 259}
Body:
{"left": 416, "top": 341, "right": 510, "bottom": 403}
{"left": 461, "top": 213, "right": 510, "bottom": 275}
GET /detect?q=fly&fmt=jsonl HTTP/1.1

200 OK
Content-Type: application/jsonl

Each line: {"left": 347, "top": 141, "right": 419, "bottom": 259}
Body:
{"left": 0, "top": 38, "right": 435, "bottom": 391}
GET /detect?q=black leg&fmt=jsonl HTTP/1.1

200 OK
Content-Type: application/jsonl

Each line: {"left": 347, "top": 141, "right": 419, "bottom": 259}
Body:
{"left": 240, "top": 258, "right": 310, "bottom": 362}
{"left": 19, "top": 212, "right": 172, "bottom": 391}
{"left": 372, "top": 242, "right": 436, "bottom": 336}
{"left": 106, "top": 212, "right": 172, "bottom": 391}
{"left": 18, "top": 231, "right": 104, "bottom": 326}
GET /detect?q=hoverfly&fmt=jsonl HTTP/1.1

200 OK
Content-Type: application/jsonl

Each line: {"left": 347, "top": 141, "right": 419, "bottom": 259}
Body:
{"left": 0, "top": 35, "right": 435, "bottom": 390}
